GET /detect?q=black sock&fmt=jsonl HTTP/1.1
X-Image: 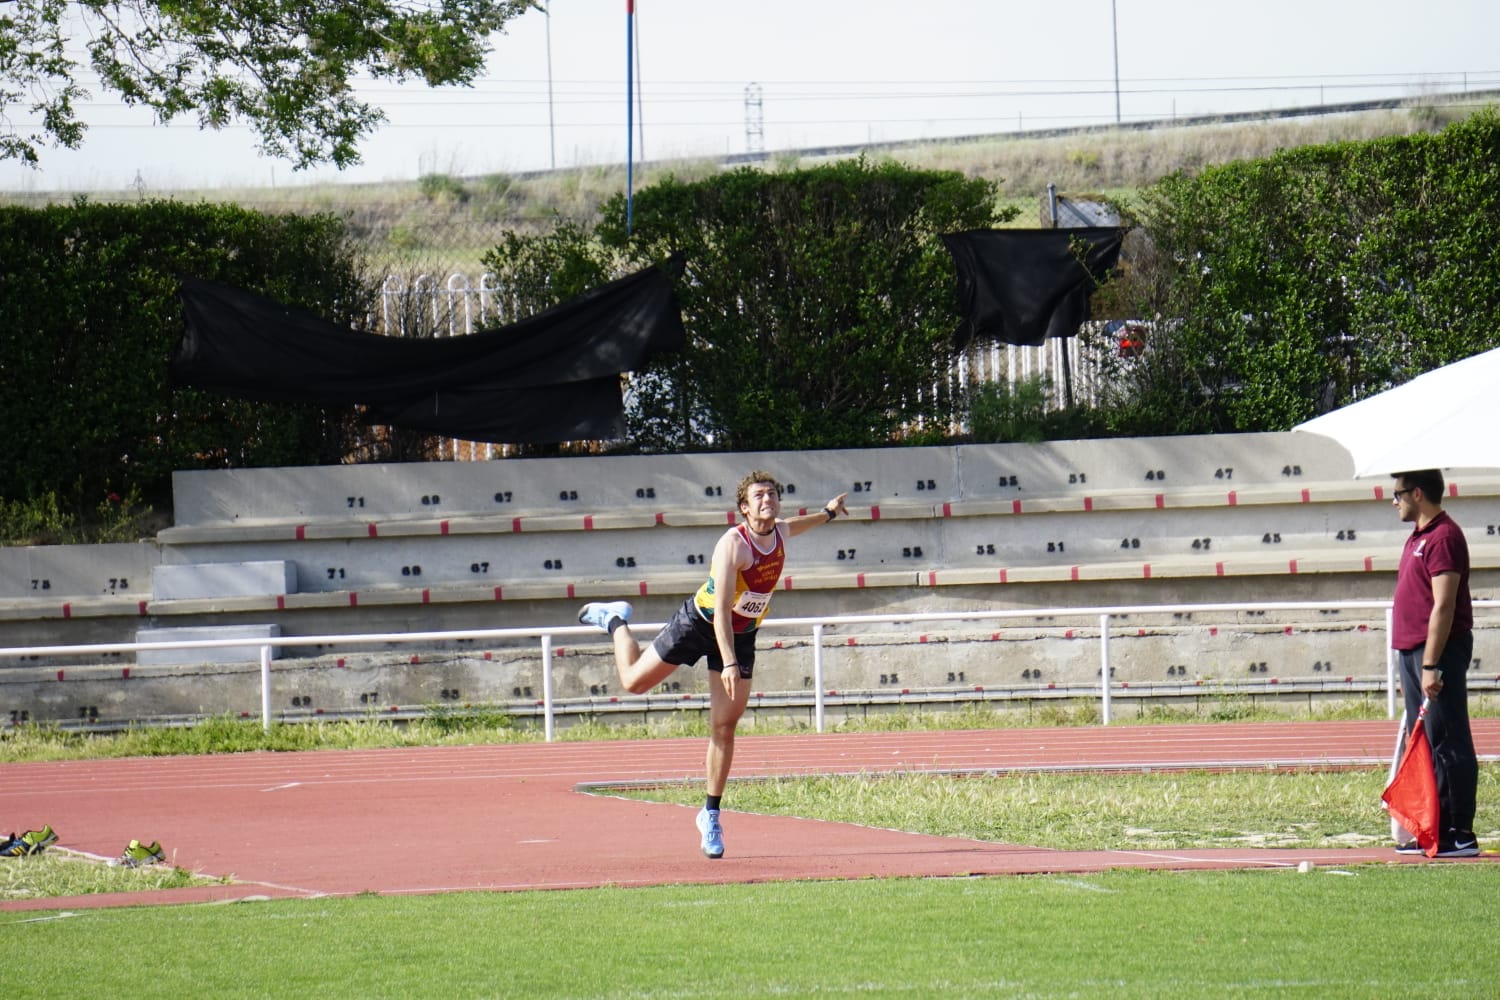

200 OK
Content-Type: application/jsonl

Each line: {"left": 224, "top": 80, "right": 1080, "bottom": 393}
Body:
{"left": 606, "top": 617, "right": 626, "bottom": 635}
{"left": 705, "top": 795, "right": 722, "bottom": 812}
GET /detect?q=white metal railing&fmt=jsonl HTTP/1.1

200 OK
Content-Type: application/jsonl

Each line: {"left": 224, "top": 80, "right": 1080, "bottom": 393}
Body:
{"left": 8, "top": 598, "right": 1495, "bottom": 740}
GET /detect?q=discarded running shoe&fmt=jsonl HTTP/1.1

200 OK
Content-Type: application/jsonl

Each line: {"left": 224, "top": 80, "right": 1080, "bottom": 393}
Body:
{"left": 118, "top": 839, "right": 166, "bottom": 868}
{"left": 1, "top": 825, "right": 58, "bottom": 857}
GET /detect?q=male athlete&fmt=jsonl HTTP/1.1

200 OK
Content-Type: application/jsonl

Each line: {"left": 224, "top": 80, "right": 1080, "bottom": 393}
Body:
{"left": 578, "top": 470, "right": 848, "bottom": 858}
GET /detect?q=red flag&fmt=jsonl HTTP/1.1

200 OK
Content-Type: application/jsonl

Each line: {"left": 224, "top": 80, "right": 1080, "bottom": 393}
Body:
{"left": 1382, "top": 712, "right": 1441, "bottom": 858}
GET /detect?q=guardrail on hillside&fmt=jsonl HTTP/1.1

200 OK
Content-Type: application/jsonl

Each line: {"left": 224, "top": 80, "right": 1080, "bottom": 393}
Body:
{"left": 9, "top": 598, "right": 1497, "bottom": 740}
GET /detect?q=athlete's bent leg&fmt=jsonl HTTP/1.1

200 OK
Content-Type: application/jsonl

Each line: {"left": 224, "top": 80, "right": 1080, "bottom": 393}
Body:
{"left": 613, "top": 633, "right": 678, "bottom": 694}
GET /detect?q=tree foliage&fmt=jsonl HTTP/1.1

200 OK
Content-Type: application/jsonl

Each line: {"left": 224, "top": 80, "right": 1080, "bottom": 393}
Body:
{"left": 1103, "top": 111, "right": 1500, "bottom": 435}
{"left": 484, "top": 158, "right": 1009, "bottom": 452}
{"left": 0, "top": 0, "right": 537, "bottom": 169}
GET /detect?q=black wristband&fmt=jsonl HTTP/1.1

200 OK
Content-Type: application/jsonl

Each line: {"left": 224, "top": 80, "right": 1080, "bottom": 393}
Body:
{"left": 824, "top": 507, "right": 838, "bottom": 521}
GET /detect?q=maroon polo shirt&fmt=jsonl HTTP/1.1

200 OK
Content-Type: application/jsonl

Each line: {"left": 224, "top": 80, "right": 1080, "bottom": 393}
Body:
{"left": 1391, "top": 509, "right": 1472, "bottom": 650}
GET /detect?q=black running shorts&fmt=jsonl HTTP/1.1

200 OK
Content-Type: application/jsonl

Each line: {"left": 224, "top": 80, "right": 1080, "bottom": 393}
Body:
{"left": 651, "top": 597, "right": 757, "bottom": 678}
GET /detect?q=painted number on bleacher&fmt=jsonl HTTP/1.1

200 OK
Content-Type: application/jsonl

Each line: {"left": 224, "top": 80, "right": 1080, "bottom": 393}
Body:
{"left": 108, "top": 578, "right": 129, "bottom": 591}
{"left": 513, "top": 686, "right": 534, "bottom": 698}
{"left": 9, "top": 710, "right": 30, "bottom": 723}
{"left": 1069, "top": 473, "right": 1088, "bottom": 484}
{"left": 346, "top": 496, "right": 365, "bottom": 508}
{"left": 1047, "top": 541, "right": 1066, "bottom": 552}
{"left": 1167, "top": 665, "right": 1188, "bottom": 676}
{"left": 1282, "top": 465, "right": 1303, "bottom": 477}
{"left": 916, "top": 479, "right": 937, "bottom": 491}
{"left": 1214, "top": 468, "right": 1233, "bottom": 480}
{"left": 687, "top": 553, "right": 706, "bottom": 565}
{"left": 997, "top": 475, "right": 1020, "bottom": 487}
{"left": 1262, "top": 532, "right": 1282, "bottom": 544}
{"left": 78, "top": 705, "right": 99, "bottom": 718}
{"left": 470, "top": 562, "right": 490, "bottom": 574}
{"left": 327, "top": 567, "right": 346, "bottom": 580}
{"left": 1145, "top": 469, "right": 1167, "bottom": 481}
{"left": 616, "top": 557, "right": 637, "bottom": 568}
{"left": 401, "top": 565, "right": 422, "bottom": 577}
{"left": 291, "top": 695, "right": 313, "bottom": 707}
{"left": 493, "top": 491, "right": 513, "bottom": 503}
{"left": 851, "top": 481, "right": 874, "bottom": 493}
{"left": 837, "top": 549, "right": 857, "bottom": 560}
{"left": 880, "top": 674, "right": 901, "bottom": 685}
{"left": 440, "top": 689, "right": 462, "bottom": 701}
{"left": 902, "top": 546, "right": 923, "bottom": 558}
{"left": 420, "top": 494, "right": 441, "bottom": 506}
{"left": 543, "top": 559, "right": 564, "bottom": 570}
{"left": 704, "top": 485, "right": 723, "bottom": 497}
{"left": 1248, "top": 661, "right": 1268, "bottom": 673}
{"left": 947, "top": 672, "right": 966, "bottom": 682}
{"left": 1313, "top": 660, "right": 1334, "bottom": 672}
{"left": 784, "top": 483, "right": 797, "bottom": 495}
{"left": 559, "top": 490, "right": 579, "bottom": 501}
{"left": 359, "top": 692, "right": 379, "bottom": 704}
{"left": 636, "top": 487, "right": 656, "bottom": 499}
{"left": 976, "top": 543, "right": 996, "bottom": 555}
{"left": 1120, "top": 537, "right": 1140, "bottom": 549}
{"left": 1191, "top": 538, "right": 1212, "bottom": 550}
{"left": 30, "top": 579, "right": 51, "bottom": 590}
{"left": 589, "top": 684, "right": 609, "bottom": 696}
{"left": 1335, "top": 529, "right": 1358, "bottom": 541}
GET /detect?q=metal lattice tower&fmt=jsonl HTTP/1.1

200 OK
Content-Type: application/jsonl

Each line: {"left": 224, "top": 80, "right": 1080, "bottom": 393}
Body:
{"left": 744, "top": 83, "right": 764, "bottom": 155}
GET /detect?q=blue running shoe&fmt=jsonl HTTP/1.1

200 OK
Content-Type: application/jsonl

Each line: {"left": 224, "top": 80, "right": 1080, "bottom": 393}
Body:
{"left": 578, "top": 601, "right": 632, "bottom": 632}
{"left": 696, "top": 807, "right": 725, "bottom": 859}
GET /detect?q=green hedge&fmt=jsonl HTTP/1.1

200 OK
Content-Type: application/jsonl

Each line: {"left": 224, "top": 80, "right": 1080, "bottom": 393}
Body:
{"left": 1109, "top": 110, "right": 1500, "bottom": 434}
{"left": 0, "top": 199, "right": 367, "bottom": 514}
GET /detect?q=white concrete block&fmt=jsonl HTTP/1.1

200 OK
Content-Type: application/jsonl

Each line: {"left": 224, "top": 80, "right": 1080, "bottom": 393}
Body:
{"left": 134, "top": 624, "right": 282, "bottom": 665}
{"left": 153, "top": 561, "right": 296, "bottom": 600}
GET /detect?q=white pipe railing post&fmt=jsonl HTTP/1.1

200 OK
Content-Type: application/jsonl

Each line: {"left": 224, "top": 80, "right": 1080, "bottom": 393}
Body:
{"left": 812, "top": 624, "right": 826, "bottom": 733}
{"left": 1385, "top": 607, "right": 1397, "bottom": 720}
{"left": 1099, "top": 613, "right": 1112, "bottom": 725}
{"left": 259, "top": 644, "right": 273, "bottom": 733}
{"left": 541, "top": 634, "right": 556, "bottom": 742}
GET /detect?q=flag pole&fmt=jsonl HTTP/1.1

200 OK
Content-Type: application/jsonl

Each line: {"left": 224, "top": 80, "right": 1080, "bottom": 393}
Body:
{"left": 626, "top": 0, "right": 635, "bottom": 234}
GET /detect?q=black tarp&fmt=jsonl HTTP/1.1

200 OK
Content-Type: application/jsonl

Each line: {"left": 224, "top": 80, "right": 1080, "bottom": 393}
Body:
{"left": 170, "top": 260, "right": 686, "bottom": 443}
{"left": 940, "top": 228, "right": 1127, "bottom": 350}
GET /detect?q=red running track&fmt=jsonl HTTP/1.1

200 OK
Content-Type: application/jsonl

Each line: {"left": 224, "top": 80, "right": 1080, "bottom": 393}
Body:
{"left": 3, "top": 719, "right": 1496, "bottom": 912}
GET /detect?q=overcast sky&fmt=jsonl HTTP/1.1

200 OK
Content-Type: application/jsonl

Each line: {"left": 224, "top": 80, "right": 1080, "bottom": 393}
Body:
{"left": 3, "top": 0, "right": 1496, "bottom": 192}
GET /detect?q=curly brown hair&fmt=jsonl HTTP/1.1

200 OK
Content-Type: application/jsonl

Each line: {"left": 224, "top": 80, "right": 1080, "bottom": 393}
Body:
{"left": 736, "top": 470, "right": 783, "bottom": 508}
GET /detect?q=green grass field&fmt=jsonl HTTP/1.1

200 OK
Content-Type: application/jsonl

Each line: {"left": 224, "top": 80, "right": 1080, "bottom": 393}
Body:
{"left": 8, "top": 866, "right": 1499, "bottom": 999}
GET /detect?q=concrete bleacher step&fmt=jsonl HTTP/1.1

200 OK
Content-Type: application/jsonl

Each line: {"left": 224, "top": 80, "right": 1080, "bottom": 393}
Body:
{"left": 152, "top": 560, "right": 297, "bottom": 600}
{"left": 134, "top": 624, "right": 283, "bottom": 666}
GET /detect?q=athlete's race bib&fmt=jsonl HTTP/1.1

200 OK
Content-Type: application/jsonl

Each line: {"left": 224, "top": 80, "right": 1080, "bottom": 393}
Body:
{"left": 733, "top": 590, "right": 772, "bottom": 619}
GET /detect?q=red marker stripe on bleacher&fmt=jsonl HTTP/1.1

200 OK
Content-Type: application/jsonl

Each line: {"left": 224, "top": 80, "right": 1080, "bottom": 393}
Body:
{"left": 870, "top": 506, "right": 882, "bottom": 520}
{"left": 1013, "top": 499, "right": 1023, "bottom": 514}
{"left": 295, "top": 525, "right": 307, "bottom": 540}
{"left": 856, "top": 573, "right": 867, "bottom": 588}
{"left": 1301, "top": 488, "right": 1311, "bottom": 503}
{"left": 655, "top": 512, "right": 666, "bottom": 525}
{"left": 421, "top": 589, "right": 431, "bottom": 604}
{"left": 62, "top": 602, "right": 71, "bottom": 618}
{"left": 998, "top": 568, "right": 1009, "bottom": 583}
{"left": 1373, "top": 485, "right": 1386, "bottom": 499}
{"left": 1289, "top": 559, "right": 1300, "bottom": 574}
{"left": 1364, "top": 556, "right": 1374, "bottom": 571}
{"left": 1227, "top": 491, "right": 1238, "bottom": 506}
{"left": 439, "top": 520, "right": 449, "bottom": 535}
{"left": 942, "top": 502, "right": 953, "bottom": 517}
{"left": 277, "top": 596, "right": 286, "bottom": 610}
{"left": 725, "top": 511, "right": 737, "bottom": 524}
{"left": 583, "top": 515, "right": 595, "bottom": 530}
{"left": 367, "top": 523, "right": 378, "bottom": 538}
{"left": 348, "top": 593, "right": 359, "bottom": 606}
{"left": 1215, "top": 562, "right": 1225, "bottom": 576}
{"left": 1155, "top": 494, "right": 1164, "bottom": 508}
{"left": 782, "top": 576, "right": 794, "bottom": 590}
{"left": 638, "top": 581, "right": 649, "bottom": 596}
{"left": 493, "top": 586, "right": 504, "bottom": 601}
{"left": 928, "top": 571, "right": 938, "bottom": 586}
{"left": 1142, "top": 564, "right": 1152, "bottom": 578}
{"left": 1070, "top": 566, "right": 1080, "bottom": 581}
{"left": 566, "top": 583, "right": 576, "bottom": 599}
{"left": 138, "top": 601, "right": 148, "bottom": 615}
{"left": 1083, "top": 497, "right": 1093, "bottom": 511}
{"left": 1449, "top": 483, "right": 1459, "bottom": 497}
